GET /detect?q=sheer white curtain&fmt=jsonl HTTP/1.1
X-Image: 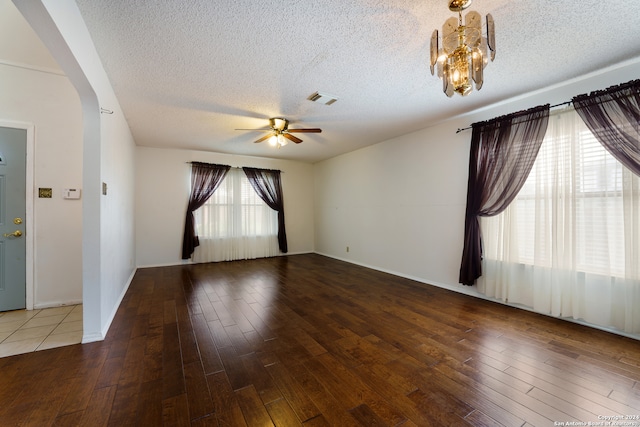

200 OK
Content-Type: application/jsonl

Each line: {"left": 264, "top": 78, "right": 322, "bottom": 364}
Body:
{"left": 479, "top": 108, "right": 640, "bottom": 334}
{"left": 192, "top": 168, "right": 280, "bottom": 263}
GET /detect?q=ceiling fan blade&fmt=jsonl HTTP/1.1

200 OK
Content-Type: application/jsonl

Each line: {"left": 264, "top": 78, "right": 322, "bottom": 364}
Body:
{"left": 235, "top": 128, "right": 273, "bottom": 132}
{"left": 254, "top": 133, "right": 274, "bottom": 143}
{"left": 287, "top": 128, "right": 322, "bottom": 133}
{"left": 283, "top": 133, "right": 303, "bottom": 144}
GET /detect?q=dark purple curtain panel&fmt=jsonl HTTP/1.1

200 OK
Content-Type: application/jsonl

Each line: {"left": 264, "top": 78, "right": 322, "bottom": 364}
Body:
{"left": 573, "top": 79, "right": 640, "bottom": 177}
{"left": 243, "top": 167, "right": 288, "bottom": 253}
{"left": 181, "top": 162, "right": 230, "bottom": 259}
{"left": 459, "top": 104, "right": 550, "bottom": 286}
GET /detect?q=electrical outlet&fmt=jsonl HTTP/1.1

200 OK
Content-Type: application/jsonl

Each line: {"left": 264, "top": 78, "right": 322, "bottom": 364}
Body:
{"left": 346, "top": 246, "right": 350, "bottom": 253}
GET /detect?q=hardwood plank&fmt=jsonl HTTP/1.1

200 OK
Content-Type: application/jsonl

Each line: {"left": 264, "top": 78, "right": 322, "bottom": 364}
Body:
{"left": 217, "top": 344, "right": 251, "bottom": 391}
{"left": 58, "top": 346, "right": 110, "bottom": 415}
{"left": 406, "top": 388, "right": 474, "bottom": 426}
{"left": 609, "top": 389, "right": 640, "bottom": 411}
{"left": 196, "top": 294, "right": 220, "bottom": 323}
{"left": 183, "top": 360, "right": 215, "bottom": 421}
{"left": 135, "top": 379, "right": 163, "bottom": 426}
{"left": 95, "top": 356, "right": 125, "bottom": 389}
{"left": 176, "top": 302, "right": 201, "bottom": 365}
{"left": 348, "top": 403, "right": 389, "bottom": 427}
{"left": 211, "top": 300, "right": 237, "bottom": 328}
{"left": 53, "top": 410, "right": 84, "bottom": 426}
{"left": 163, "top": 321, "right": 186, "bottom": 399}
{"left": 215, "top": 402, "right": 249, "bottom": 427}
{"left": 464, "top": 409, "right": 507, "bottom": 427}
{"left": 283, "top": 362, "right": 362, "bottom": 426}
{"left": 386, "top": 355, "right": 525, "bottom": 427}
{"left": 191, "top": 313, "right": 224, "bottom": 375}
{"left": 526, "top": 386, "right": 598, "bottom": 421}
{"left": 301, "top": 415, "right": 332, "bottom": 427}
{"left": 291, "top": 327, "right": 328, "bottom": 357}
{"left": 142, "top": 331, "right": 164, "bottom": 383}
{"left": 239, "top": 351, "right": 281, "bottom": 404}
{"left": 307, "top": 352, "right": 407, "bottom": 426}
{"left": 234, "top": 298, "right": 277, "bottom": 341}
{"left": 161, "top": 393, "right": 191, "bottom": 427}
{"left": 222, "top": 323, "right": 253, "bottom": 356}
{"left": 206, "top": 371, "right": 248, "bottom": 427}
{"left": 191, "top": 414, "right": 219, "bottom": 426}
{"left": 79, "top": 385, "right": 117, "bottom": 427}
{"left": 265, "top": 361, "right": 321, "bottom": 422}
{"left": 501, "top": 348, "right": 617, "bottom": 397}
{"left": 218, "top": 296, "right": 255, "bottom": 334}
{"left": 235, "top": 385, "right": 275, "bottom": 427}
{"left": 23, "top": 376, "right": 75, "bottom": 427}
{"left": 265, "top": 397, "right": 304, "bottom": 426}
{"left": 0, "top": 354, "right": 74, "bottom": 423}
{"left": 461, "top": 357, "right": 533, "bottom": 395}
{"left": 504, "top": 365, "right": 639, "bottom": 415}
{"left": 208, "top": 318, "right": 234, "bottom": 349}
{"left": 106, "top": 335, "right": 146, "bottom": 425}
{"left": 435, "top": 360, "right": 561, "bottom": 426}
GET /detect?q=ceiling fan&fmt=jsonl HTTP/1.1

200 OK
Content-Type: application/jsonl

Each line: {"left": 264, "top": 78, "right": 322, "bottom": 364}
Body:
{"left": 236, "top": 117, "right": 321, "bottom": 148}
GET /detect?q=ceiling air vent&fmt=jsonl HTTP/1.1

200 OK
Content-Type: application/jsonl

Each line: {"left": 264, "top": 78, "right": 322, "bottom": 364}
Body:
{"left": 307, "top": 92, "right": 338, "bottom": 105}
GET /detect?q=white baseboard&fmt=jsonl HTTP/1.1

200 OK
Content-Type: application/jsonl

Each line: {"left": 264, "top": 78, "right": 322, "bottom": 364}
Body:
{"left": 136, "top": 251, "right": 314, "bottom": 269}
{"left": 33, "top": 299, "right": 83, "bottom": 310}
{"left": 81, "top": 267, "right": 137, "bottom": 344}
{"left": 81, "top": 332, "right": 104, "bottom": 344}
{"left": 137, "top": 260, "right": 191, "bottom": 269}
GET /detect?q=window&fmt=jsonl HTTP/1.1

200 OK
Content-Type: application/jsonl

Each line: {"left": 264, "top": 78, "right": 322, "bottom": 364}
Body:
{"left": 480, "top": 109, "right": 640, "bottom": 334}
{"left": 193, "top": 168, "right": 279, "bottom": 262}
{"left": 511, "top": 121, "right": 628, "bottom": 277}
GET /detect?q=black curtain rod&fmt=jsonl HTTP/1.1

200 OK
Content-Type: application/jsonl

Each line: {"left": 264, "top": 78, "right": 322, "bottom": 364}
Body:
{"left": 455, "top": 100, "right": 573, "bottom": 134}
{"left": 185, "top": 162, "right": 283, "bottom": 172}
{"left": 185, "top": 162, "right": 242, "bottom": 168}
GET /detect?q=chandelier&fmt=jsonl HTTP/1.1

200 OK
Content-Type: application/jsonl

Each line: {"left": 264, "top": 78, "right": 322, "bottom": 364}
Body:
{"left": 429, "top": 0, "right": 496, "bottom": 97}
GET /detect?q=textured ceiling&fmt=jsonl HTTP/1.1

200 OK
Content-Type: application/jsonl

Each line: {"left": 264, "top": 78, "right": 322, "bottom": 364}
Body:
{"left": 72, "top": 0, "right": 640, "bottom": 163}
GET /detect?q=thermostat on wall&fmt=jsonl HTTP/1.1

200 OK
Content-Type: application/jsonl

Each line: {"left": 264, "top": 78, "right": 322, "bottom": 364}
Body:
{"left": 63, "top": 188, "right": 81, "bottom": 199}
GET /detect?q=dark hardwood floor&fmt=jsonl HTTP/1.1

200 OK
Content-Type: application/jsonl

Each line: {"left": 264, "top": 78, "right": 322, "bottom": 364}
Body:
{"left": 1, "top": 254, "right": 639, "bottom": 426}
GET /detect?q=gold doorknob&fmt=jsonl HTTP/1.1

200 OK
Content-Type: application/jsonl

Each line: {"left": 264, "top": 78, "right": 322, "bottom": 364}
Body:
{"left": 3, "top": 230, "right": 22, "bottom": 238}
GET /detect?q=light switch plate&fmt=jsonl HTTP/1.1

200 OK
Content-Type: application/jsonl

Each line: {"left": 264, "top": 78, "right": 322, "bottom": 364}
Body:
{"left": 63, "top": 188, "right": 81, "bottom": 199}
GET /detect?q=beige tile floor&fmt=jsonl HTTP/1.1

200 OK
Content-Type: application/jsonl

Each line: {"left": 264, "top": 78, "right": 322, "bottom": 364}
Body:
{"left": 0, "top": 304, "right": 82, "bottom": 358}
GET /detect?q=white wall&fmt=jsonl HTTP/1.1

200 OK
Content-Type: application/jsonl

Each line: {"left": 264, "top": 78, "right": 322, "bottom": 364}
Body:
{"left": 136, "top": 146, "right": 314, "bottom": 267}
{"left": 314, "top": 59, "right": 640, "bottom": 335}
{"left": 14, "top": 0, "right": 137, "bottom": 341}
{"left": 0, "top": 1, "right": 83, "bottom": 308}
{"left": 315, "top": 124, "right": 469, "bottom": 286}
{"left": 99, "top": 103, "right": 136, "bottom": 335}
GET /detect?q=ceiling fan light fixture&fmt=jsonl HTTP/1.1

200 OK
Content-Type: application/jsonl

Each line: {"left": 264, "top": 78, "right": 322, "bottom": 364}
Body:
{"left": 269, "top": 132, "right": 288, "bottom": 148}
{"left": 277, "top": 133, "right": 288, "bottom": 147}
{"left": 429, "top": 0, "right": 496, "bottom": 97}
{"left": 237, "top": 117, "right": 321, "bottom": 147}
{"left": 270, "top": 117, "right": 288, "bottom": 131}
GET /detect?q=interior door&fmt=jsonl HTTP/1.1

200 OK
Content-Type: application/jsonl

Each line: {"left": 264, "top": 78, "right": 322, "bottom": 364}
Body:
{"left": 0, "top": 126, "right": 27, "bottom": 312}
